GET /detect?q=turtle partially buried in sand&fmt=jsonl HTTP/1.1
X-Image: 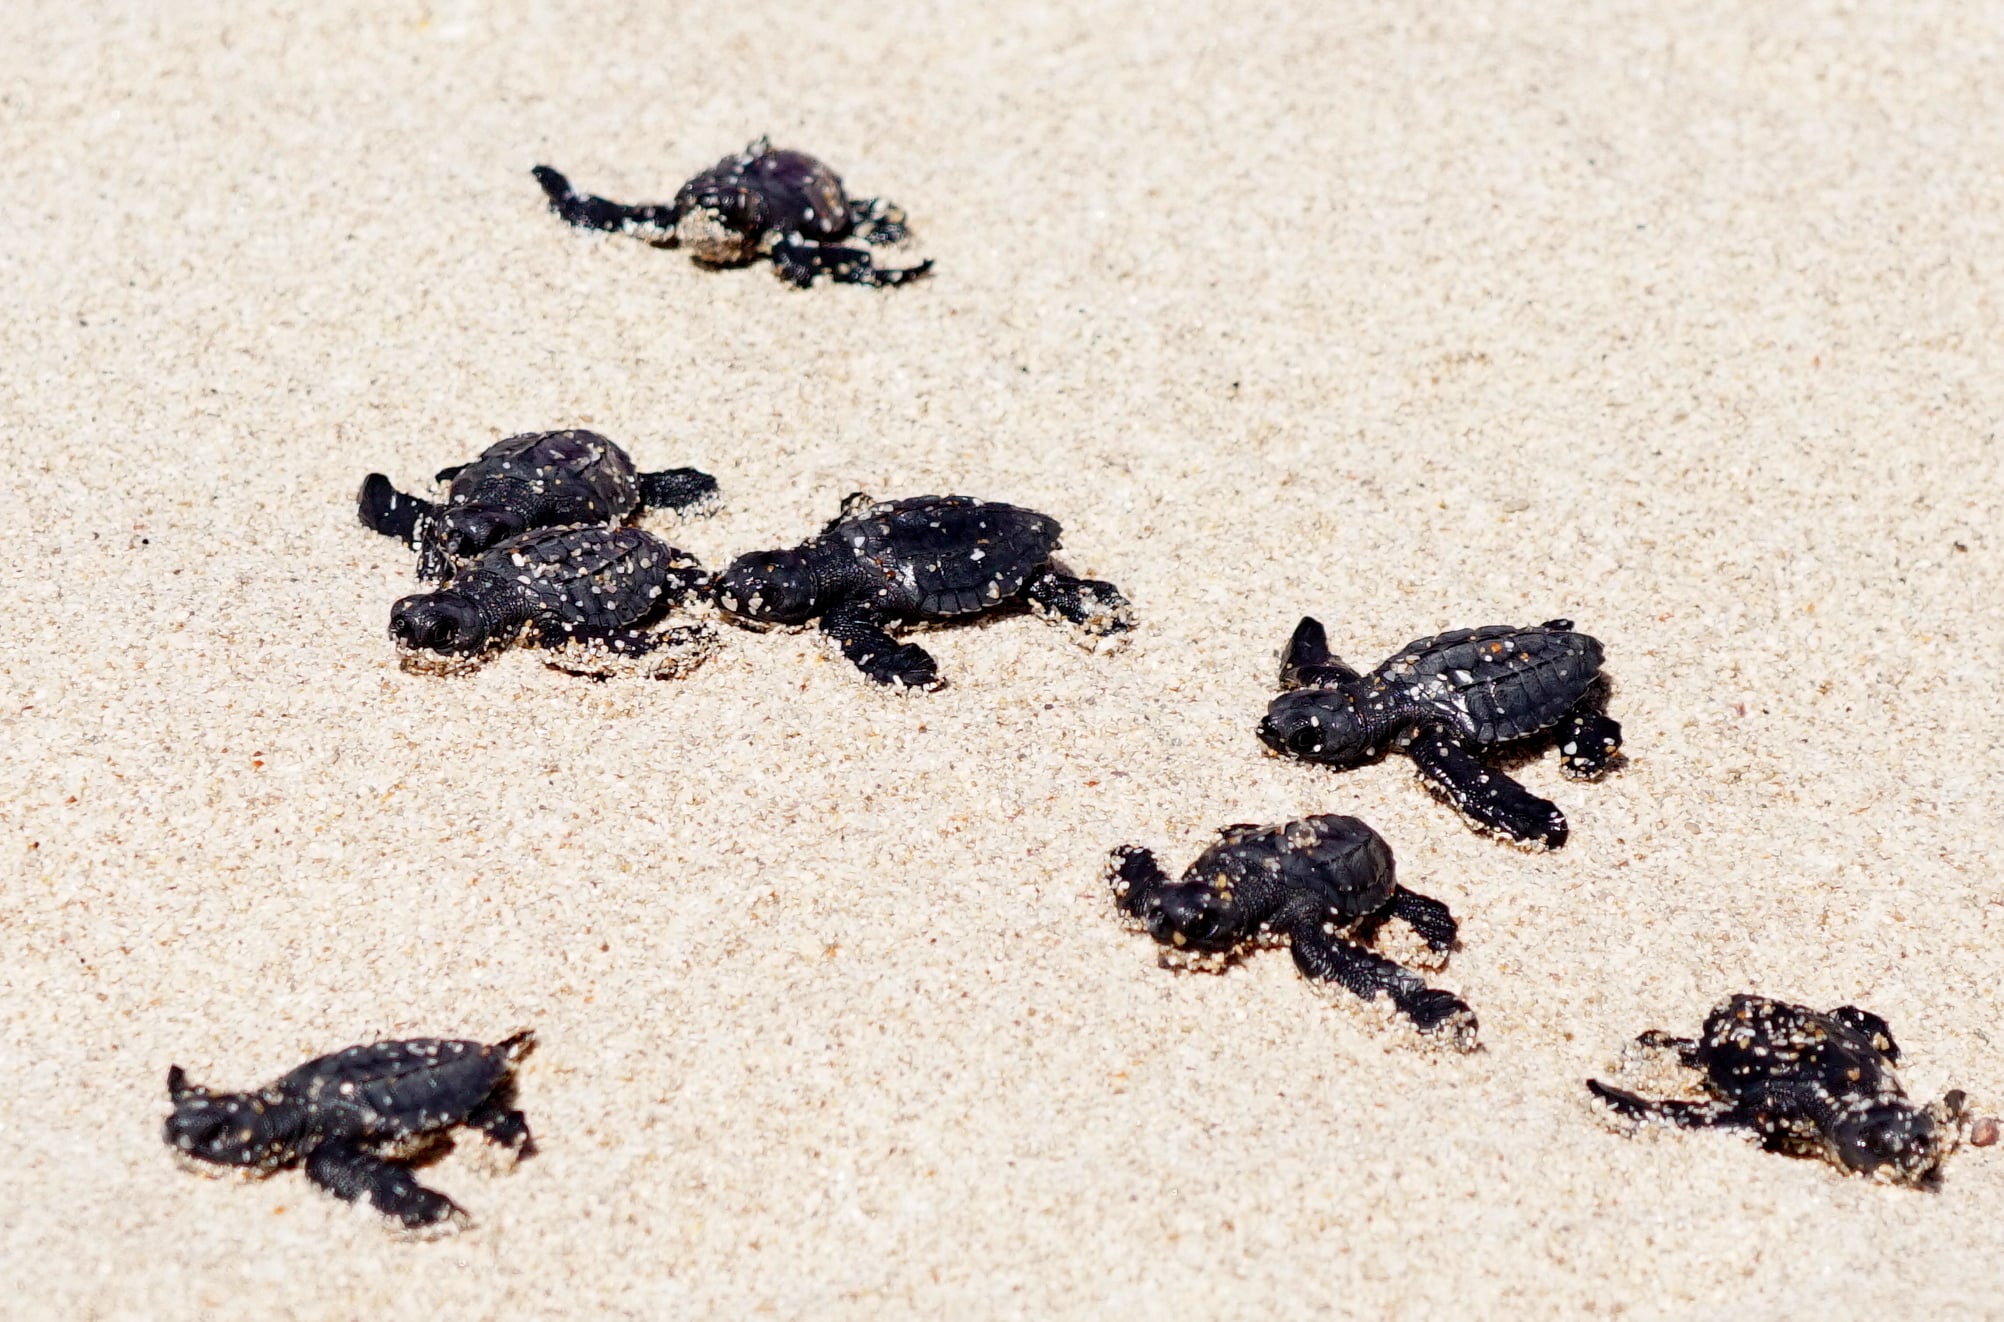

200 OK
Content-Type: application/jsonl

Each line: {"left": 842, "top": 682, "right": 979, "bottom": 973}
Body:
{"left": 1588, "top": 995, "right": 1976, "bottom": 1188}
{"left": 534, "top": 138, "right": 931, "bottom": 288}
{"left": 164, "top": 1032, "right": 535, "bottom": 1231}
{"left": 713, "top": 493, "right": 1132, "bottom": 690}
{"left": 389, "top": 525, "right": 715, "bottom": 678}
{"left": 1108, "top": 814, "right": 1477, "bottom": 1051}
{"left": 358, "top": 429, "right": 716, "bottom": 582}
{"left": 1259, "top": 618, "right": 1622, "bottom": 849}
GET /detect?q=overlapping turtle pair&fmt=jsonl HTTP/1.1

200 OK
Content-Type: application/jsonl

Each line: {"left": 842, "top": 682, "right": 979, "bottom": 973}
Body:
{"left": 359, "top": 431, "right": 1133, "bottom": 687}
{"left": 1106, "top": 615, "right": 1626, "bottom": 1051}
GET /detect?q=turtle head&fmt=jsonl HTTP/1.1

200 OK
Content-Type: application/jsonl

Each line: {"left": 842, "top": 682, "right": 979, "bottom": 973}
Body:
{"left": 1139, "top": 882, "right": 1240, "bottom": 954}
{"left": 163, "top": 1068, "right": 293, "bottom": 1170}
{"left": 676, "top": 205, "right": 761, "bottom": 264}
{"left": 1831, "top": 1099, "right": 1946, "bottom": 1185}
{"left": 672, "top": 176, "right": 767, "bottom": 264}
{"left": 1107, "top": 846, "right": 1241, "bottom": 955}
{"left": 390, "top": 590, "right": 490, "bottom": 655}
{"left": 1258, "top": 687, "right": 1376, "bottom": 765}
{"left": 714, "top": 549, "right": 817, "bottom": 624}
{"left": 439, "top": 505, "right": 526, "bottom": 559}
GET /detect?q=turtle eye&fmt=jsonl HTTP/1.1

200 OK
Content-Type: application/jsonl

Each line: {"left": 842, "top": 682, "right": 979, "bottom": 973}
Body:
{"left": 1161, "top": 891, "right": 1233, "bottom": 948}
{"left": 1287, "top": 726, "right": 1322, "bottom": 755}
{"left": 1181, "top": 908, "right": 1224, "bottom": 944}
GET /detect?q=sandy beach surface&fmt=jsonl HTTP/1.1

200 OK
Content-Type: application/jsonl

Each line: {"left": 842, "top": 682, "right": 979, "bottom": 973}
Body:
{"left": 6, "top": 0, "right": 2004, "bottom": 1315}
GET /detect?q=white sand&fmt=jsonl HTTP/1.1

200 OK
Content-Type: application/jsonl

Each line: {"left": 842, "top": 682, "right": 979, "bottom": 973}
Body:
{"left": 6, "top": 0, "right": 2004, "bottom": 1314}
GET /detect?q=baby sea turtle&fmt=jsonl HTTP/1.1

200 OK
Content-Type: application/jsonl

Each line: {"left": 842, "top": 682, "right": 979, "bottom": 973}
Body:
{"left": 713, "top": 492, "right": 1132, "bottom": 690}
{"left": 390, "top": 525, "right": 714, "bottom": 677}
{"left": 533, "top": 138, "right": 931, "bottom": 288}
{"left": 164, "top": 1031, "right": 535, "bottom": 1230}
{"left": 1258, "top": 617, "right": 1621, "bottom": 849}
{"left": 1588, "top": 995, "right": 1971, "bottom": 1188}
{"left": 1109, "top": 814, "right": 1477, "bottom": 1050}
{"left": 358, "top": 429, "right": 717, "bottom": 582}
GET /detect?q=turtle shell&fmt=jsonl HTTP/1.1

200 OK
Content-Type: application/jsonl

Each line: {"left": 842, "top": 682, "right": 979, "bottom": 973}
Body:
{"left": 830, "top": 495, "right": 1061, "bottom": 619}
{"left": 676, "top": 144, "right": 852, "bottom": 243}
{"left": 1695, "top": 996, "right": 1900, "bottom": 1101}
{"left": 1191, "top": 814, "right": 1396, "bottom": 920}
{"left": 465, "top": 526, "right": 701, "bottom": 635}
{"left": 280, "top": 1038, "right": 514, "bottom": 1142}
{"left": 445, "top": 430, "right": 640, "bottom": 525}
{"left": 1379, "top": 624, "right": 1604, "bottom": 745}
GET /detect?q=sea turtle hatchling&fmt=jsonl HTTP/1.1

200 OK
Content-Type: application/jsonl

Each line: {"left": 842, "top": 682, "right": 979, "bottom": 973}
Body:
{"left": 1258, "top": 617, "right": 1622, "bottom": 849}
{"left": 358, "top": 429, "right": 717, "bottom": 582}
{"left": 389, "top": 524, "right": 714, "bottom": 677}
{"left": 712, "top": 493, "right": 1132, "bottom": 690}
{"left": 534, "top": 138, "right": 932, "bottom": 288}
{"left": 1588, "top": 996, "right": 1972, "bottom": 1188}
{"left": 163, "top": 1032, "right": 535, "bottom": 1230}
{"left": 1108, "top": 814, "right": 1477, "bottom": 1050}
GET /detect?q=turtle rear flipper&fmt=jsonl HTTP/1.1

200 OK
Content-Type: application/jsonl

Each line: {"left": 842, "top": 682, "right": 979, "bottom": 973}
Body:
{"left": 1025, "top": 571, "right": 1133, "bottom": 644}
{"left": 1588, "top": 1079, "right": 1740, "bottom": 1130}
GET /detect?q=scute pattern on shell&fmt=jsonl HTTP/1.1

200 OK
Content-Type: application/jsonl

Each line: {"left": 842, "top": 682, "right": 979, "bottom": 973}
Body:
{"left": 281, "top": 1039, "right": 513, "bottom": 1140}
{"left": 838, "top": 495, "right": 1062, "bottom": 617}
{"left": 444, "top": 429, "right": 639, "bottom": 525}
{"left": 467, "top": 524, "right": 695, "bottom": 635}
{"left": 1389, "top": 624, "right": 1606, "bottom": 744}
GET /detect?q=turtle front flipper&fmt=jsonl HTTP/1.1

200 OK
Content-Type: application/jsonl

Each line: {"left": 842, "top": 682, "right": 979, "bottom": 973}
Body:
{"left": 305, "top": 1139, "right": 463, "bottom": 1230}
{"left": 1407, "top": 729, "right": 1568, "bottom": 849}
{"left": 771, "top": 239, "right": 931, "bottom": 288}
{"left": 1587, "top": 1080, "right": 1740, "bottom": 1130}
{"left": 820, "top": 599, "right": 940, "bottom": 690}
{"left": 358, "top": 474, "right": 437, "bottom": 550}
{"left": 1024, "top": 571, "right": 1133, "bottom": 644}
{"left": 1277, "top": 617, "right": 1362, "bottom": 689}
{"left": 1286, "top": 914, "right": 1478, "bottom": 1051}
{"left": 636, "top": 467, "right": 719, "bottom": 513}
{"left": 532, "top": 165, "right": 681, "bottom": 241}
{"left": 1106, "top": 844, "right": 1173, "bottom": 923}
{"left": 538, "top": 622, "right": 718, "bottom": 681}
